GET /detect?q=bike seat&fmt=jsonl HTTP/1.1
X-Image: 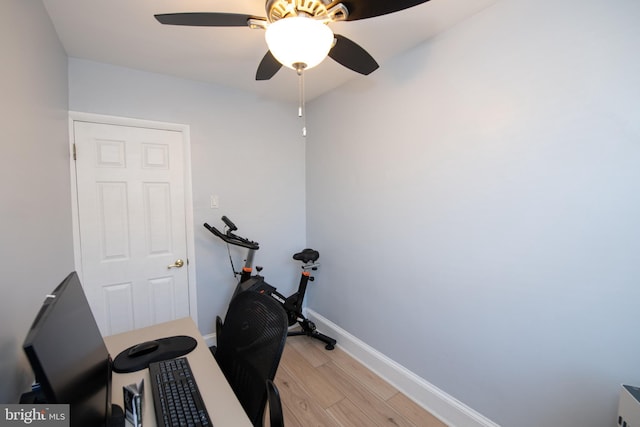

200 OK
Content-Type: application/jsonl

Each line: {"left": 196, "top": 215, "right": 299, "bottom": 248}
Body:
{"left": 293, "top": 248, "right": 319, "bottom": 263}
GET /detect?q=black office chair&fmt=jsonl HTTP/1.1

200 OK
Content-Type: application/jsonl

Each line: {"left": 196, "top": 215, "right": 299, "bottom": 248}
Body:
{"left": 266, "top": 379, "right": 284, "bottom": 427}
{"left": 214, "top": 290, "right": 288, "bottom": 427}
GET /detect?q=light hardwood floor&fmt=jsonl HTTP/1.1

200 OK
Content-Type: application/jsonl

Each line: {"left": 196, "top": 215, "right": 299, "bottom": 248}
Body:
{"left": 275, "top": 335, "right": 448, "bottom": 427}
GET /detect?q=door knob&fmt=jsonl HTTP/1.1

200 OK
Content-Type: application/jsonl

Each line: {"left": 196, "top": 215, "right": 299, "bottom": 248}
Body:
{"left": 168, "top": 259, "right": 184, "bottom": 269}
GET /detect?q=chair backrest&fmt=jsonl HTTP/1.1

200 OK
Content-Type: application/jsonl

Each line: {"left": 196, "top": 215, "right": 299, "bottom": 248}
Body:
{"left": 215, "top": 290, "right": 288, "bottom": 427}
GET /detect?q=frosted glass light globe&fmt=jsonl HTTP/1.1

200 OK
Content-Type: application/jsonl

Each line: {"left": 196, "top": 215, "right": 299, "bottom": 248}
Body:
{"left": 265, "top": 17, "right": 334, "bottom": 70}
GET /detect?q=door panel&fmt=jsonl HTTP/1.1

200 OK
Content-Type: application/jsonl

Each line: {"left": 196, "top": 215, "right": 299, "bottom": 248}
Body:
{"left": 74, "top": 121, "right": 190, "bottom": 336}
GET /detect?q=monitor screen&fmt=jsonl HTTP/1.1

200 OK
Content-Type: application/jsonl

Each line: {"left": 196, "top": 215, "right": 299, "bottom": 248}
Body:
{"left": 23, "top": 271, "right": 112, "bottom": 427}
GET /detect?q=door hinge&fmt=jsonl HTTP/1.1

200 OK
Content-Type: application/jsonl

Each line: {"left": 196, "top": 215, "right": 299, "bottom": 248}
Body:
{"left": 72, "top": 143, "right": 77, "bottom": 160}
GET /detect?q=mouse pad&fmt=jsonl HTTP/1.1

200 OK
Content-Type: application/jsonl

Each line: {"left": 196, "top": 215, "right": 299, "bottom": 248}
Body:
{"left": 112, "top": 335, "right": 197, "bottom": 373}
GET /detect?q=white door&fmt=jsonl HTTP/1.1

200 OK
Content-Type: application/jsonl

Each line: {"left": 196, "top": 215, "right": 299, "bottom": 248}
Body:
{"left": 73, "top": 121, "right": 191, "bottom": 336}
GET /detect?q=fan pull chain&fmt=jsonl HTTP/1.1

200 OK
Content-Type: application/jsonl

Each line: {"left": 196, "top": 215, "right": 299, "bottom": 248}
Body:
{"left": 296, "top": 64, "right": 307, "bottom": 137}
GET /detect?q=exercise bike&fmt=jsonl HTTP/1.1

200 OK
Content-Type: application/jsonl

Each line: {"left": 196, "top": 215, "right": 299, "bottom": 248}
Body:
{"left": 204, "top": 216, "right": 337, "bottom": 350}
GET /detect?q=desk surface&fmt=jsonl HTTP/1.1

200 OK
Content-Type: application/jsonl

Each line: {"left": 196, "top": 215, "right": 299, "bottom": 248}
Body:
{"left": 104, "top": 317, "right": 252, "bottom": 427}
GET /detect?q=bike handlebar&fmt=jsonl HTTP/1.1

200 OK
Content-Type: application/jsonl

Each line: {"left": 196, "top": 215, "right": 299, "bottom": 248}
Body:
{"left": 203, "top": 220, "right": 259, "bottom": 250}
{"left": 221, "top": 215, "right": 237, "bottom": 231}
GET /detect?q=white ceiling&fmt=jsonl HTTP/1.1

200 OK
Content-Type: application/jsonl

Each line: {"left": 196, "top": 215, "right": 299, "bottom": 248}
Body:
{"left": 42, "top": 0, "right": 498, "bottom": 103}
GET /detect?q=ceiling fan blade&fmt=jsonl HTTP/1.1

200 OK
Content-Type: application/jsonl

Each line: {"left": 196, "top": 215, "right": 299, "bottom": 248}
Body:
{"left": 340, "top": 0, "right": 431, "bottom": 21}
{"left": 154, "top": 12, "right": 261, "bottom": 27}
{"left": 256, "top": 51, "right": 283, "bottom": 81}
{"left": 328, "top": 34, "right": 379, "bottom": 75}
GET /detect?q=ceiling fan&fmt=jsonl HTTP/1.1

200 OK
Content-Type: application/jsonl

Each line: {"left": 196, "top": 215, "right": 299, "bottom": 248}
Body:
{"left": 154, "top": 0, "right": 431, "bottom": 80}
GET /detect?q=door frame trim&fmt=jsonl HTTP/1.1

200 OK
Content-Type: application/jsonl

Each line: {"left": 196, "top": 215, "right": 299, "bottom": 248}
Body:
{"left": 68, "top": 111, "right": 199, "bottom": 327}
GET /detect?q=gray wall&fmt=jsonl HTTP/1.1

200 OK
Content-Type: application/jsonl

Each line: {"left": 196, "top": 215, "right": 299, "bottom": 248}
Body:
{"left": 0, "top": 0, "right": 71, "bottom": 403}
{"left": 68, "top": 59, "right": 307, "bottom": 336}
{"left": 305, "top": 0, "right": 640, "bottom": 426}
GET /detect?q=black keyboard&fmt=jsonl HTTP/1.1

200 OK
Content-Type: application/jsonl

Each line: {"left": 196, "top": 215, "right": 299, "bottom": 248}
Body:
{"left": 149, "top": 357, "right": 212, "bottom": 427}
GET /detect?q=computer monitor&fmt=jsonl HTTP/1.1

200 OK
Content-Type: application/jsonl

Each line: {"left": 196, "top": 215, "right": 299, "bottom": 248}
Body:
{"left": 22, "top": 271, "right": 117, "bottom": 427}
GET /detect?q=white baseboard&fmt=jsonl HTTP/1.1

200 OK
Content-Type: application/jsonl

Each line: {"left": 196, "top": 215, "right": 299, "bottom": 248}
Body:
{"left": 202, "top": 333, "right": 216, "bottom": 348}
{"left": 306, "top": 309, "right": 500, "bottom": 427}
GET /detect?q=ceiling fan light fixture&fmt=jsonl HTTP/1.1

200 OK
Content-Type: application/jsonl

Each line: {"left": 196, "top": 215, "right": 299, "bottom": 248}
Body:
{"left": 265, "top": 17, "right": 334, "bottom": 71}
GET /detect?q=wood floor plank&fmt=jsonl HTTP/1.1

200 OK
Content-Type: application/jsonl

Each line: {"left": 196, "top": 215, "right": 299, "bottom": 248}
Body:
{"left": 280, "top": 345, "right": 344, "bottom": 409}
{"left": 274, "top": 367, "right": 338, "bottom": 427}
{"left": 323, "top": 346, "right": 399, "bottom": 401}
{"left": 281, "top": 403, "right": 304, "bottom": 427}
{"left": 287, "top": 335, "right": 332, "bottom": 367}
{"left": 387, "top": 392, "right": 449, "bottom": 427}
{"left": 326, "top": 397, "right": 379, "bottom": 427}
{"left": 318, "top": 362, "right": 415, "bottom": 427}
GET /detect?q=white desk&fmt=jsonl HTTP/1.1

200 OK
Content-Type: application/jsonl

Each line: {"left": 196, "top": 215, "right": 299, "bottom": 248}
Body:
{"left": 104, "top": 317, "right": 252, "bottom": 427}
